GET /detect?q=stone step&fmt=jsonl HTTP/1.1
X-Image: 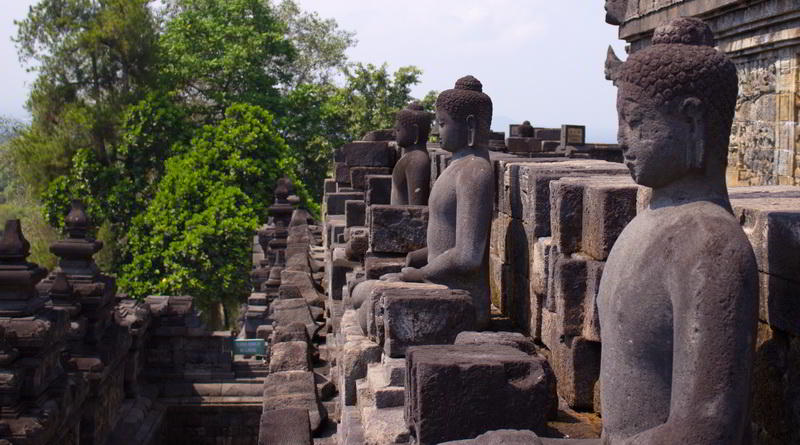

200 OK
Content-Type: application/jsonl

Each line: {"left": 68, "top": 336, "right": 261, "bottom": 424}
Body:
{"left": 360, "top": 406, "right": 410, "bottom": 445}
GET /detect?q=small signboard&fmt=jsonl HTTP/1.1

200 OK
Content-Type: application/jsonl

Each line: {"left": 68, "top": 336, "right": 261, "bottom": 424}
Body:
{"left": 561, "top": 124, "right": 586, "bottom": 146}
{"left": 233, "top": 339, "right": 267, "bottom": 356}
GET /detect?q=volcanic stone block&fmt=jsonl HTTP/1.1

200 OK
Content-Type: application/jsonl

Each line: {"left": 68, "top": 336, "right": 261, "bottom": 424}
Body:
{"left": 269, "top": 299, "right": 317, "bottom": 338}
{"left": 730, "top": 187, "right": 800, "bottom": 282}
{"left": 582, "top": 261, "right": 604, "bottom": 342}
{"left": 369, "top": 205, "right": 429, "bottom": 254}
{"left": 262, "top": 371, "right": 324, "bottom": 432}
{"left": 345, "top": 227, "right": 369, "bottom": 261}
{"left": 550, "top": 179, "right": 585, "bottom": 255}
{"left": 549, "top": 336, "right": 601, "bottom": 411}
{"left": 335, "top": 162, "right": 351, "bottom": 185}
{"left": 361, "top": 282, "right": 450, "bottom": 345}
{"left": 345, "top": 200, "right": 366, "bottom": 227}
{"left": 272, "top": 322, "right": 310, "bottom": 344}
{"left": 342, "top": 141, "right": 396, "bottom": 167}
{"left": 365, "top": 175, "right": 393, "bottom": 207}
{"left": 329, "top": 247, "right": 358, "bottom": 301}
{"left": 325, "top": 192, "right": 364, "bottom": 216}
{"left": 454, "top": 331, "right": 536, "bottom": 355}
{"left": 383, "top": 288, "right": 476, "bottom": 358}
{"left": 324, "top": 179, "right": 337, "bottom": 194}
{"left": 442, "top": 430, "right": 543, "bottom": 444}
{"left": 581, "top": 182, "right": 638, "bottom": 260}
{"left": 258, "top": 408, "right": 312, "bottom": 445}
{"left": 351, "top": 167, "right": 392, "bottom": 190}
{"left": 530, "top": 237, "right": 553, "bottom": 298}
{"left": 510, "top": 160, "right": 628, "bottom": 237}
{"left": 561, "top": 124, "right": 586, "bottom": 146}
{"left": 280, "top": 270, "right": 324, "bottom": 307}
{"left": 278, "top": 285, "right": 303, "bottom": 300}
{"left": 552, "top": 256, "right": 588, "bottom": 337}
{"left": 405, "top": 344, "right": 557, "bottom": 444}
{"left": 269, "top": 341, "right": 311, "bottom": 373}
{"left": 541, "top": 140, "right": 560, "bottom": 152}
{"left": 506, "top": 137, "right": 542, "bottom": 154}
{"left": 535, "top": 128, "right": 561, "bottom": 140}
{"left": 758, "top": 272, "right": 800, "bottom": 336}
{"left": 339, "top": 311, "right": 382, "bottom": 406}
{"left": 364, "top": 253, "right": 406, "bottom": 279}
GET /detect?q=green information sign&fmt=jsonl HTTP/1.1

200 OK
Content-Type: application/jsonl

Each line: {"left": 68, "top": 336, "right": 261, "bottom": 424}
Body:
{"left": 233, "top": 339, "right": 266, "bottom": 356}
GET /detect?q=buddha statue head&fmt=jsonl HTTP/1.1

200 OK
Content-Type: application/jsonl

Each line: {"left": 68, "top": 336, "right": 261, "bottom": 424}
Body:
{"left": 616, "top": 17, "right": 737, "bottom": 189}
{"left": 395, "top": 101, "right": 433, "bottom": 149}
{"left": 435, "top": 76, "right": 493, "bottom": 153}
{"left": 518, "top": 120, "right": 534, "bottom": 137}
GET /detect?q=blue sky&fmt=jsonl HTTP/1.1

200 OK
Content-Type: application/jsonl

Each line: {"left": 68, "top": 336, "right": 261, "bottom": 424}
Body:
{"left": 0, "top": 1, "right": 627, "bottom": 143}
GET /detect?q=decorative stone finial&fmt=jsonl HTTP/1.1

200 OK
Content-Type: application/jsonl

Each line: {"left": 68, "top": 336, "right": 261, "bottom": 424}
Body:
{"left": 65, "top": 200, "right": 90, "bottom": 239}
{"left": 0, "top": 220, "right": 31, "bottom": 262}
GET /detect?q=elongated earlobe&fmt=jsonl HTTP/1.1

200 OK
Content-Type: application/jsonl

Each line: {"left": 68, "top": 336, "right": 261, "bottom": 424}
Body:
{"left": 467, "top": 115, "right": 476, "bottom": 148}
{"left": 412, "top": 123, "right": 420, "bottom": 145}
{"left": 681, "top": 97, "right": 705, "bottom": 170}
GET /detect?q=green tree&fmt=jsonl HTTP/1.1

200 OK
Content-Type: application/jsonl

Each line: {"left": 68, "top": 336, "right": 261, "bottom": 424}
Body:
{"left": 14, "top": 0, "right": 160, "bottom": 173}
{"left": 338, "top": 63, "right": 424, "bottom": 139}
{"left": 274, "top": 0, "right": 356, "bottom": 89}
{"left": 119, "top": 104, "right": 307, "bottom": 314}
{"left": 159, "top": 0, "right": 295, "bottom": 122}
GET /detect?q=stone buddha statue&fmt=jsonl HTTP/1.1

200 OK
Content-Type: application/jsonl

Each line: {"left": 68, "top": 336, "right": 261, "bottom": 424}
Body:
{"left": 384, "top": 76, "right": 495, "bottom": 329}
{"left": 518, "top": 120, "right": 534, "bottom": 137}
{"left": 391, "top": 102, "right": 433, "bottom": 206}
{"left": 455, "top": 17, "right": 758, "bottom": 445}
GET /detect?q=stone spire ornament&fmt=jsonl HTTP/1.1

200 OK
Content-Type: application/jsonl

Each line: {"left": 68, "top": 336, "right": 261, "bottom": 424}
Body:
{"left": 0, "top": 220, "right": 48, "bottom": 316}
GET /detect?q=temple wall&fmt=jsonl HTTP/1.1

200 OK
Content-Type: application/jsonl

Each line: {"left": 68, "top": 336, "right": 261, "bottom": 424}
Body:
{"left": 614, "top": 0, "right": 800, "bottom": 186}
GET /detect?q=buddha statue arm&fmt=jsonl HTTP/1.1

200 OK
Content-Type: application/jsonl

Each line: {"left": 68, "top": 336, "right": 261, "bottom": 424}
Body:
{"left": 618, "top": 226, "right": 758, "bottom": 445}
{"left": 417, "top": 161, "right": 492, "bottom": 280}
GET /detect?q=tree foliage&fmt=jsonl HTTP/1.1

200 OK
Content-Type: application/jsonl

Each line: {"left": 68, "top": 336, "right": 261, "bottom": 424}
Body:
{"left": 7, "top": 0, "right": 432, "bottom": 312}
{"left": 119, "top": 104, "right": 293, "bottom": 303}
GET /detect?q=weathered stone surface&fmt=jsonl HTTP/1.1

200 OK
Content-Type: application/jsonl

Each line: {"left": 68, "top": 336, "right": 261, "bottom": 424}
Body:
{"left": 351, "top": 167, "right": 393, "bottom": 190}
{"left": 454, "top": 331, "right": 536, "bottom": 355}
{"left": 502, "top": 160, "right": 628, "bottom": 236}
{"left": 272, "top": 322, "right": 310, "bottom": 344}
{"left": 406, "top": 344, "right": 556, "bottom": 444}
{"left": 269, "top": 340, "right": 311, "bottom": 373}
{"left": 365, "top": 175, "right": 393, "bottom": 207}
{"left": 281, "top": 270, "right": 324, "bottom": 307}
{"left": 369, "top": 205, "right": 429, "bottom": 254}
{"left": 262, "top": 370, "right": 324, "bottom": 432}
{"left": 324, "top": 178, "right": 336, "bottom": 194}
{"left": 361, "top": 406, "right": 410, "bottom": 445}
{"left": 549, "top": 336, "right": 600, "bottom": 412}
{"left": 581, "top": 181, "right": 639, "bottom": 261}
{"left": 383, "top": 287, "right": 476, "bottom": 358}
{"left": 506, "top": 137, "right": 542, "bottom": 154}
{"left": 345, "top": 227, "right": 369, "bottom": 261}
{"left": 269, "top": 299, "right": 317, "bottom": 338}
{"left": 364, "top": 253, "right": 406, "bottom": 279}
{"left": 258, "top": 408, "right": 312, "bottom": 445}
{"left": 339, "top": 311, "right": 382, "bottom": 406}
{"left": 442, "top": 430, "right": 543, "bottom": 444}
{"left": 325, "top": 192, "right": 364, "bottom": 216}
{"left": 345, "top": 200, "right": 366, "bottom": 227}
{"left": 342, "top": 141, "right": 396, "bottom": 167}
{"left": 731, "top": 187, "right": 800, "bottom": 280}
